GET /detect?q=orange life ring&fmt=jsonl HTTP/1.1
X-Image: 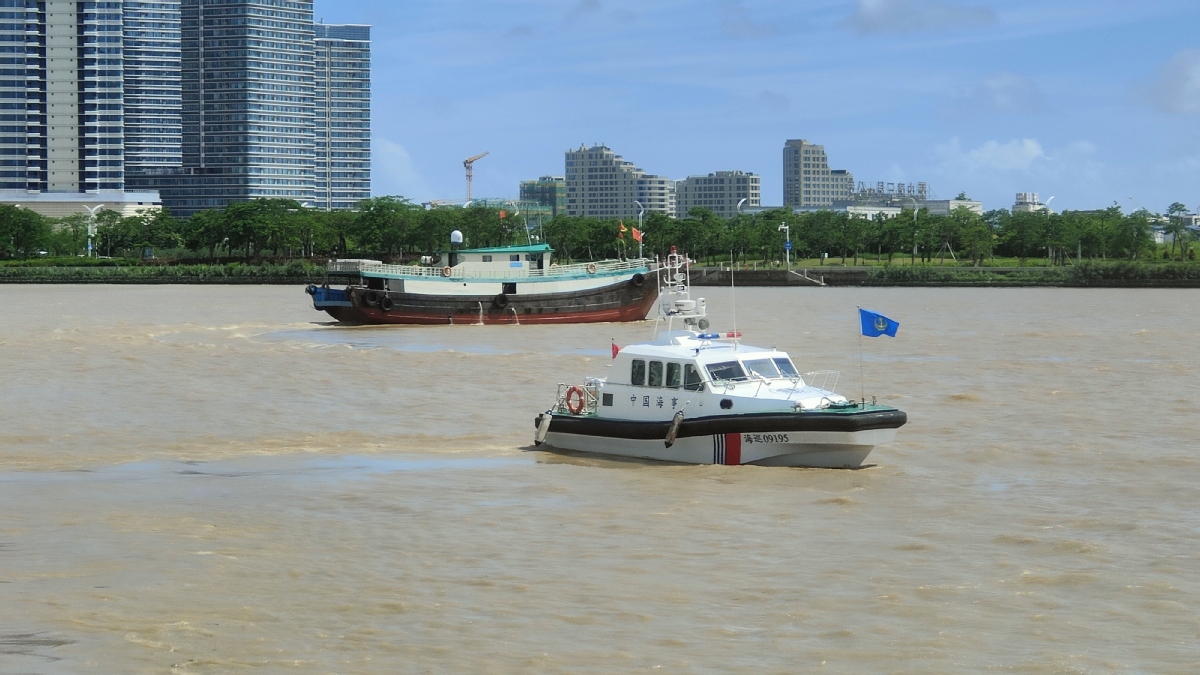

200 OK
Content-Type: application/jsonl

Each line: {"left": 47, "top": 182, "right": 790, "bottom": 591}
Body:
{"left": 441, "top": 266, "right": 452, "bottom": 277}
{"left": 586, "top": 263, "right": 597, "bottom": 274}
{"left": 565, "top": 385, "right": 587, "bottom": 414}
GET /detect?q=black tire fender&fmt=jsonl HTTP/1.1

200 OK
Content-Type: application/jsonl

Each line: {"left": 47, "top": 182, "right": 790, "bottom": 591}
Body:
{"left": 493, "top": 293, "right": 510, "bottom": 309}
{"left": 380, "top": 296, "right": 394, "bottom": 311}
{"left": 364, "top": 290, "right": 380, "bottom": 306}
{"left": 630, "top": 272, "right": 645, "bottom": 287}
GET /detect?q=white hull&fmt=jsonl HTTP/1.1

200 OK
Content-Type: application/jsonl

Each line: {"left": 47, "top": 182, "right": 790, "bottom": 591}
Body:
{"left": 541, "top": 427, "right": 897, "bottom": 469}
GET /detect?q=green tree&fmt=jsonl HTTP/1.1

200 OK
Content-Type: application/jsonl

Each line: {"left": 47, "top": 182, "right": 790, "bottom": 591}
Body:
{"left": 1165, "top": 202, "right": 1189, "bottom": 260}
{"left": 0, "top": 205, "right": 50, "bottom": 258}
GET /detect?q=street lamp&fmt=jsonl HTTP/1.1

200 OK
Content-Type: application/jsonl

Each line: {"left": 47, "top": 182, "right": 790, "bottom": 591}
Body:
{"left": 778, "top": 221, "right": 790, "bottom": 269}
{"left": 908, "top": 197, "right": 918, "bottom": 265}
{"left": 85, "top": 204, "right": 105, "bottom": 258}
{"left": 633, "top": 200, "right": 645, "bottom": 259}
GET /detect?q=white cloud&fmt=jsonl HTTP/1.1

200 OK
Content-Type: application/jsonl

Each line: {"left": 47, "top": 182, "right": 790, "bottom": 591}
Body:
{"left": 846, "top": 0, "right": 995, "bottom": 34}
{"left": 936, "top": 137, "right": 1046, "bottom": 172}
{"left": 1148, "top": 49, "right": 1200, "bottom": 114}
{"left": 372, "top": 138, "right": 432, "bottom": 200}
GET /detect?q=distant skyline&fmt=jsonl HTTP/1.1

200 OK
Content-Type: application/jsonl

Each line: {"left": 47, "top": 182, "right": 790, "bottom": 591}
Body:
{"left": 314, "top": 0, "right": 1200, "bottom": 213}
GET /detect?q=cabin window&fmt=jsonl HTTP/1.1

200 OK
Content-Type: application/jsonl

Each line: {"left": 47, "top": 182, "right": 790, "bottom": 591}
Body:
{"left": 665, "top": 363, "right": 681, "bottom": 388}
{"left": 503, "top": 282, "right": 516, "bottom": 294}
{"left": 648, "top": 361, "right": 663, "bottom": 387}
{"left": 773, "top": 357, "right": 800, "bottom": 378}
{"left": 706, "top": 361, "right": 748, "bottom": 383}
{"left": 602, "top": 393, "right": 613, "bottom": 406}
{"left": 743, "top": 358, "right": 781, "bottom": 379}
{"left": 510, "top": 254, "right": 520, "bottom": 262}
{"left": 482, "top": 255, "right": 493, "bottom": 262}
{"left": 631, "top": 359, "right": 646, "bottom": 386}
{"left": 684, "top": 364, "right": 704, "bottom": 391}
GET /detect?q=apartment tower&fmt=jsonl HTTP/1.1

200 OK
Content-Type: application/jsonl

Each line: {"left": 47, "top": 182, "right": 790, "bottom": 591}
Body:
{"left": 164, "top": 0, "right": 316, "bottom": 214}
{"left": 313, "top": 23, "right": 370, "bottom": 211}
{"left": 783, "top": 139, "right": 853, "bottom": 209}
{"left": 123, "top": 1, "right": 182, "bottom": 178}
{"left": 564, "top": 145, "right": 674, "bottom": 218}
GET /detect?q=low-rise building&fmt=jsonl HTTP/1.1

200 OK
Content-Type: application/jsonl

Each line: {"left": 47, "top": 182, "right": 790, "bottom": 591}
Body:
{"left": 675, "top": 171, "right": 760, "bottom": 219}
{"left": 0, "top": 190, "right": 162, "bottom": 218}
{"left": 519, "top": 176, "right": 566, "bottom": 218}
{"left": 1013, "top": 192, "right": 1052, "bottom": 213}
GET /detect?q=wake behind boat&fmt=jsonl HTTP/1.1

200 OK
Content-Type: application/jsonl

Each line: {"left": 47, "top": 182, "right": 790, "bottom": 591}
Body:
{"left": 533, "top": 248, "right": 907, "bottom": 468}
{"left": 307, "top": 232, "right": 657, "bottom": 325}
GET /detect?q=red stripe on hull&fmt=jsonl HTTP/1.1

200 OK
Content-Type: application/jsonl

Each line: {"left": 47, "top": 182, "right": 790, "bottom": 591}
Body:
{"left": 724, "top": 432, "right": 742, "bottom": 465}
{"left": 338, "top": 302, "right": 657, "bottom": 326}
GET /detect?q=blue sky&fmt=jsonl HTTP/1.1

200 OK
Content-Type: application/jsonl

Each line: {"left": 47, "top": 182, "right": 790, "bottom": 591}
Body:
{"left": 314, "top": 0, "right": 1200, "bottom": 213}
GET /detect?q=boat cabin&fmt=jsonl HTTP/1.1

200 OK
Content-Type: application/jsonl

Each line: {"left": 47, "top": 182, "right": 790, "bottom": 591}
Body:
{"left": 445, "top": 243, "right": 552, "bottom": 274}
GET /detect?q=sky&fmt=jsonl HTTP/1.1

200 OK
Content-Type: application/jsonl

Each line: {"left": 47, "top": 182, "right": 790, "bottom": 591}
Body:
{"left": 314, "top": 0, "right": 1200, "bottom": 213}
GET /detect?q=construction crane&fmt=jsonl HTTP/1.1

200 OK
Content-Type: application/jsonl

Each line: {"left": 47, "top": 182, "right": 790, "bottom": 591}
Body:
{"left": 464, "top": 151, "right": 489, "bottom": 201}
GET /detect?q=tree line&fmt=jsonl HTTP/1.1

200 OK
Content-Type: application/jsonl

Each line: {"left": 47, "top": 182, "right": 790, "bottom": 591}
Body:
{"left": 0, "top": 197, "right": 1194, "bottom": 265}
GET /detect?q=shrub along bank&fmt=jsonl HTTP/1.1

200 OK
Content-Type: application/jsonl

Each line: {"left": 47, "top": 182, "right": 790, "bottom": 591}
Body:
{"left": 0, "top": 261, "right": 323, "bottom": 284}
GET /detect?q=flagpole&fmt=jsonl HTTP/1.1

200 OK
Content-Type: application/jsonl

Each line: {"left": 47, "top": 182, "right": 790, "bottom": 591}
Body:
{"left": 857, "top": 306, "right": 865, "bottom": 406}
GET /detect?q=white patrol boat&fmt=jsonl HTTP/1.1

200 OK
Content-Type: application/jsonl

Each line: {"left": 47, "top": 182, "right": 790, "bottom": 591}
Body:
{"left": 533, "top": 249, "right": 907, "bottom": 468}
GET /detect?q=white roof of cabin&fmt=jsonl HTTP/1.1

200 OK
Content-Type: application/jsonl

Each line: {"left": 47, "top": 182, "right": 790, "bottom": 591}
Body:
{"left": 617, "top": 332, "right": 783, "bottom": 365}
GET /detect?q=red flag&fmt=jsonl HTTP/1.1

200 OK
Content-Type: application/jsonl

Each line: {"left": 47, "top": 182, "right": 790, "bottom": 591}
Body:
{"left": 499, "top": 209, "right": 507, "bottom": 219}
{"left": 632, "top": 227, "right": 643, "bottom": 242}
{"left": 618, "top": 221, "right": 626, "bottom": 239}
{"left": 611, "top": 342, "right": 620, "bottom": 359}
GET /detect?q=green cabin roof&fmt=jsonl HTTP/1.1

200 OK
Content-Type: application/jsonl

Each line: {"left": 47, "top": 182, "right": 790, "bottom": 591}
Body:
{"left": 453, "top": 243, "right": 554, "bottom": 255}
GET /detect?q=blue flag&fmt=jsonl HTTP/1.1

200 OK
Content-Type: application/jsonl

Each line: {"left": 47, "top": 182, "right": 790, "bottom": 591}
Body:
{"left": 860, "top": 308, "right": 899, "bottom": 338}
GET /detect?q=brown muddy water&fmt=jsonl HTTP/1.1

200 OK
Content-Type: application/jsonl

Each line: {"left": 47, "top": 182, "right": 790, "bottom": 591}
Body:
{"left": 0, "top": 285, "right": 1197, "bottom": 673}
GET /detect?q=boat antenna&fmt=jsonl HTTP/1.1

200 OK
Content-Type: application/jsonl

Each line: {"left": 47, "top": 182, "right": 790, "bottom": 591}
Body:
{"left": 730, "top": 249, "right": 737, "bottom": 349}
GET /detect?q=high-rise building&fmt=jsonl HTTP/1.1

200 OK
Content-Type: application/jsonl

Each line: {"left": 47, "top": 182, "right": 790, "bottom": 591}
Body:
{"left": 674, "top": 171, "right": 760, "bottom": 219}
{"left": 123, "top": 1, "right": 182, "bottom": 177}
{"left": 6, "top": 0, "right": 127, "bottom": 193}
{"left": 154, "top": 0, "right": 316, "bottom": 215}
{"left": 314, "top": 23, "right": 370, "bottom": 211}
{"left": 564, "top": 145, "right": 674, "bottom": 218}
{"left": 0, "top": 3, "right": 38, "bottom": 190}
{"left": 2, "top": 2, "right": 369, "bottom": 213}
{"left": 783, "top": 139, "right": 853, "bottom": 209}
{"left": 519, "top": 176, "right": 566, "bottom": 217}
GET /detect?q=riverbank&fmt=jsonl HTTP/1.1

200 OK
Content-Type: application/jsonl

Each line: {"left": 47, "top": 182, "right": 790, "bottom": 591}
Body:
{"left": 1, "top": 260, "right": 1198, "bottom": 287}
{"left": 689, "top": 261, "right": 1200, "bottom": 287}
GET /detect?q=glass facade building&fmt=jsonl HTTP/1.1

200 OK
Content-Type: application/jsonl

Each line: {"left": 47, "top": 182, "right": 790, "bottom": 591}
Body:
{"left": 152, "top": 0, "right": 316, "bottom": 214}
{"left": 123, "top": 0, "right": 181, "bottom": 176}
{"left": 313, "top": 23, "right": 369, "bottom": 211}
{"left": 2, "top": 1, "right": 367, "bottom": 210}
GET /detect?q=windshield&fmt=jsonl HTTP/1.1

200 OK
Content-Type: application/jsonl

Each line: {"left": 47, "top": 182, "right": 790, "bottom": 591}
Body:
{"left": 743, "top": 358, "right": 781, "bottom": 379}
{"left": 706, "top": 361, "right": 748, "bottom": 382}
{"left": 773, "top": 357, "right": 800, "bottom": 378}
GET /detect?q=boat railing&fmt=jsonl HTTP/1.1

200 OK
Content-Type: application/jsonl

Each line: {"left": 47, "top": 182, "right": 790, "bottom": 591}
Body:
{"left": 554, "top": 382, "right": 600, "bottom": 416}
{"left": 804, "top": 370, "right": 840, "bottom": 393}
{"left": 328, "top": 258, "right": 653, "bottom": 280}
